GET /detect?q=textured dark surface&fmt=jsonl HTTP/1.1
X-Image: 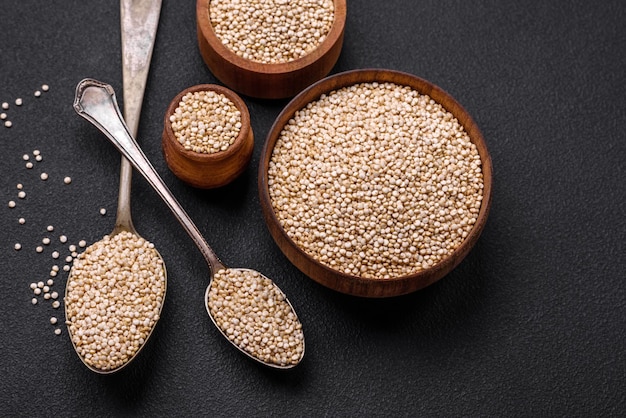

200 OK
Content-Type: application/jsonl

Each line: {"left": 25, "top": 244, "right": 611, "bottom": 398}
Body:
{"left": 1, "top": 1, "right": 625, "bottom": 416}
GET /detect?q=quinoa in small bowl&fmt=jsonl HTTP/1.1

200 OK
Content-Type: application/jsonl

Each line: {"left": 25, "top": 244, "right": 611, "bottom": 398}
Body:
{"left": 162, "top": 84, "right": 253, "bottom": 189}
{"left": 196, "top": 0, "right": 346, "bottom": 99}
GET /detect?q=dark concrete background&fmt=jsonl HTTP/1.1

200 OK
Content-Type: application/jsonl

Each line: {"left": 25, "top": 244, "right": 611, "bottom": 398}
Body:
{"left": 1, "top": 1, "right": 624, "bottom": 416}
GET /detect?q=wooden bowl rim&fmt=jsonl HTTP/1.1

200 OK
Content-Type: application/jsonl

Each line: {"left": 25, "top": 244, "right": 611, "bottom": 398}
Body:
{"left": 259, "top": 68, "right": 493, "bottom": 295}
{"left": 196, "top": 0, "right": 347, "bottom": 75}
{"left": 163, "top": 84, "right": 251, "bottom": 163}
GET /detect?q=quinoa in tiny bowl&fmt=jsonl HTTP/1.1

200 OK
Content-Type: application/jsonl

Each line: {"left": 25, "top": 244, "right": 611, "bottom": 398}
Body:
{"left": 162, "top": 84, "right": 253, "bottom": 189}
{"left": 259, "top": 69, "right": 493, "bottom": 298}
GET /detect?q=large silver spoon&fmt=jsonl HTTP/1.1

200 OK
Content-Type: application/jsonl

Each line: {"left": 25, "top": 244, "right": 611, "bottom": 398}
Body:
{"left": 64, "top": 0, "right": 164, "bottom": 374}
{"left": 73, "top": 79, "right": 305, "bottom": 369}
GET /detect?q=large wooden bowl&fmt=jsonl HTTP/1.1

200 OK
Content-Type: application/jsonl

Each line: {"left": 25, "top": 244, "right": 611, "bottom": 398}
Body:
{"left": 196, "top": 0, "right": 346, "bottom": 99}
{"left": 258, "top": 69, "right": 493, "bottom": 298}
{"left": 162, "top": 84, "right": 253, "bottom": 189}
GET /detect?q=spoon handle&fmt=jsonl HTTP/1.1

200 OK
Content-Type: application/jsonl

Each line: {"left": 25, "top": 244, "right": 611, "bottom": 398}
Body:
{"left": 73, "top": 78, "right": 226, "bottom": 274}
{"left": 115, "top": 0, "right": 163, "bottom": 232}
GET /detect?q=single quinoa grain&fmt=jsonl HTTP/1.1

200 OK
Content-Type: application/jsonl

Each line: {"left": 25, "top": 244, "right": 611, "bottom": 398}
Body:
{"left": 65, "top": 231, "right": 166, "bottom": 372}
{"left": 267, "top": 82, "right": 484, "bottom": 279}
{"left": 207, "top": 268, "right": 304, "bottom": 367}
{"left": 169, "top": 90, "right": 242, "bottom": 154}
{"left": 209, "top": 0, "right": 335, "bottom": 64}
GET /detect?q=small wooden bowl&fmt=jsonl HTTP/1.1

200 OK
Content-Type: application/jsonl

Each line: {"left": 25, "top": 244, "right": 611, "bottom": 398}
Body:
{"left": 162, "top": 84, "right": 253, "bottom": 189}
{"left": 258, "top": 69, "right": 493, "bottom": 298}
{"left": 196, "top": 0, "right": 346, "bottom": 99}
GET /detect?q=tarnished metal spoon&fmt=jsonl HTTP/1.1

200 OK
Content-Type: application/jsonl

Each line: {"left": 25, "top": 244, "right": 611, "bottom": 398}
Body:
{"left": 73, "top": 79, "right": 305, "bottom": 369}
{"left": 64, "top": 0, "right": 164, "bottom": 374}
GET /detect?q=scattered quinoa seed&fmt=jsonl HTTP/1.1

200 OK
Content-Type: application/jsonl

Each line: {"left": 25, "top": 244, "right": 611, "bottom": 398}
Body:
{"left": 18, "top": 218, "right": 26, "bottom": 224}
{"left": 47, "top": 279, "right": 54, "bottom": 286}
{"left": 64, "top": 176, "right": 72, "bottom": 185}
{"left": 22, "top": 154, "right": 29, "bottom": 161}
{"left": 35, "top": 155, "right": 42, "bottom": 162}
{"left": 42, "top": 237, "right": 51, "bottom": 245}
{"left": 78, "top": 240, "right": 86, "bottom": 248}
{"left": 34, "top": 288, "right": 42, "bottom": 295}
{"left": 18, "top": 191, "right": 25, "bottom": 199}
{"left": 3, "top": 120, "right": 11, "bottom": 128}
{"left": 50, "top": 317, "right": 58, "bottom": 325}
{"left": 33, "top": 150, "right": 40, "bottom": 156}
{"left": 52, "top": 301, "right": 60, "bottom": 309}
{"left": 1, "top": 102, "right": 8, "bottom": 109}
{"left": 8, "top": 200, "right": 16, "bottom": 208}
{"left": 51, "top": 291, "right": 59, "bottom": 299}
{"left": 14, "top": 243, "right": 22, "bottom": 251}
{"left": 34, "top": 90, "right": 41, "bottom": 97}
{"left": 26, "top": 162, "right": 33, "bottom": 169}
{"left": 15, "top": 98, "right": 23, "bottom": 106}
{"left": 17, "top": 183, "right": 23, "bottom": 189}
{"left": 42, "top": 84, "right": 49, "bottom": 92}
{"left": 46, "top": 225, "right": 54, "bottom": 232}
{"left": 51, "top": 251, "right": 59, "bottom": 259}
{"left": 0, "top": 113, "right": 6, "bottom": 119}
{"left": 99, "top": 208, "right": 107, "bottom": 216}
{"left": 40, "top": 173, "right": 48, "bottom": 181}
{"left": 32, "top": 298, "right": 38, "bottom": 305}
{"left": 37, "top": 281, "right": 44, "bottom": 288}
{"left": 30, "top": 283, "right": 37, "bottom": 290}
{"left": 60, "top": 235, "right": 67, "bottom": 243}
{"left": 36, "top": 246, "right": 43, "bottom": 253}
{"left": 54, "top": 328, "right": 61, "bottom": 335}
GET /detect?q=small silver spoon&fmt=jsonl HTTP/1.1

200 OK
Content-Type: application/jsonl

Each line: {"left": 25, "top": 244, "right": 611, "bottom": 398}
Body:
{"left": 73, "top": 78, "right": 305, "bottom": 369}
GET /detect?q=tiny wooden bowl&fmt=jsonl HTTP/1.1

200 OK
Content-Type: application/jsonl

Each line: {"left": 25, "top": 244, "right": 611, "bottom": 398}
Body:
{"left": 162, "top": 84, "right": 254, "bottom": 189}
{"left": 259, "top": 69, "right": 493, "bottom": 298}
{"left": 196, "top": 0, "right": 346, "bottom": 99}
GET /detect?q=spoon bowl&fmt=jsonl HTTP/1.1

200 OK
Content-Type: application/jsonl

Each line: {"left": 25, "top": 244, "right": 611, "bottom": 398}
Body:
{"left": 73, "top": 78, "right": 305, "bottom": 369}
{"left": 64, "top": 227, "right": 167, "bottom": 374}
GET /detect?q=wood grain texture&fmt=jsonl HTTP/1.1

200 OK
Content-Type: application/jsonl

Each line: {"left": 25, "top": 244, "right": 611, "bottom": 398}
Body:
{"left": 162, "top": 84, "right": 253, "bottom": 189}
{"left": 196, "top": 0, "right": 346, "bottom": 99}
{"left": 258, "top": 69, "right": 493, "bottom": 297}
